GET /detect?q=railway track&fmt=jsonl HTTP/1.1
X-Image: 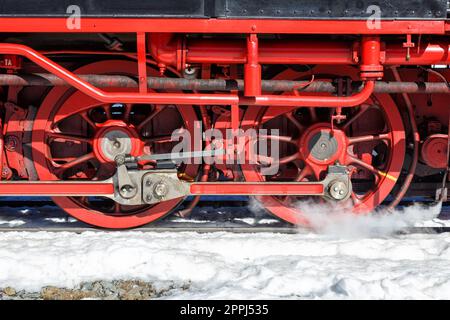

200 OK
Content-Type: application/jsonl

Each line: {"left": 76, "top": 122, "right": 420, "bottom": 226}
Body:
{"left": 0, "top": 199, "right": 448, "bottom": 234}
{"left": 0, "top": 226, "right": 449, "bottom": 234}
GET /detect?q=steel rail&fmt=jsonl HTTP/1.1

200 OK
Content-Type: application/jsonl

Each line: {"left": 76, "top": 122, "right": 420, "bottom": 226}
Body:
{"left": 0, "top": 226, "right": 447, "bottom": 234}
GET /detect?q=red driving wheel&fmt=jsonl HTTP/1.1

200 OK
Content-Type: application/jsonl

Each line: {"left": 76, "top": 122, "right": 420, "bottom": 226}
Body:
{"left": 31, "top": 60, "right": 199, "bottom": 229}
{"left": 241, "top": 66, "right": 406, "bottom": 225}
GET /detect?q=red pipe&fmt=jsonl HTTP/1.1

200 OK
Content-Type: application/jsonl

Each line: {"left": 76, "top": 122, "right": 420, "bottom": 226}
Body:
{"left": 149, "top": 35, "right": 450, "bottom": 68}
{"left": 244, "top": 34, "right": 262, "bottom": 96}
{"left": 0, "top": 42, "right": 375, "bottom": 108}
{"left": 243, "top": 80, "right": 375, "bottom": 107}
{"left": 360, "top": 36, "right": 383, "bottom": 79}
{"left": 0, "top": 43, "right": 238, "bottom": 106}
{"left": 385, "top": 42, "right": 450, "bottom": 65}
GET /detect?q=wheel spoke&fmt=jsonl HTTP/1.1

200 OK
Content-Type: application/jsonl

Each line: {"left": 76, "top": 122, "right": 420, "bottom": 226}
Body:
{"left": 80, "top": 112, "right": 97, "bottom": 129}
{"left": 295, "top": 165, "right": 313, "bottom": 182}
{"left": 309, "top": 108, "right": 318, "bottom": 123}
{"left": 137, "top": 106, "right": 163, "bottom": 131}
{"left": 347, "top": 155, "right": 380, "bottom": 177}
{"left": 92, "top": 163, "right": 116, "bottom": 181}
{"left": 103, "top": 105, "right": 113, "bottom": 120}
{"left": 256, "top": 152, "right": 300, "bottom": 166}
{"left": 351, "top": 192, "right": 362, "bottom": 205}
{"left": 342, "top": 104, "right": 373, "bottom": 131}
{"left": 113, "top": 202, "right": 121, "bottom": 213}
{"left": 348, "top": 133, "right": 391, "bottom": 145}
{"left": 285, "top": 113, "right": 304, "bottom": 132}
{"left": 257, "top": 134, "right": 298, "bottom": 145}
{"left": 54, "top": 152, "right": 95, "bottom": 176}
{"left": 52, "top": 157, "right": 80, "bottom": 163}
{"left": 123, "top": 104, "right": 133, "bottom": 122}
{"left": 79, "top": 196, "right": 89, "bottom": 206}
{"left": 278, "top": 152, "right": 301, "bottom": 165}
{"left": 47, "top": 131, "right": 92, "bottom": 144}
{"left": 144, "top": 135, "right": 174, "bottom": 144}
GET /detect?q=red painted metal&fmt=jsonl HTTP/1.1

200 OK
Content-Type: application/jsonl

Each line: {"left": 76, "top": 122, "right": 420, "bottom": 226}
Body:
{"left": 0, "top": 118, "right": 3, "bottom": 181}
{"left": 0, "top": 43, "right": 238, "bottom": 106}
{"left": 244, "top": 34, "right": 261, "bottom": 97}
{"left": 0, "top": 54, "right": 21, "bottom": 70}
{"left": 181, "top": 39, "right": 355, "bottom": 65}
{"left": 92, "top": 120, "right": 143, "bottom": 164}
{"left": 0, "top": 18, "right": 444, "bottom": 34}
{"left": 241, "top": 66, "right": 406, "bottom": 225}
{"left": 360, "top": 36, "right": 384, "bottom": 80}
{"left": 2, "top": 102, "right": 31, "bottom": 180}
{"left": 421, "top": 134, "right": 449, "bottom": 169}
{"left": 31, "top": 60, "right": 200, "bottom": 229}
{"left": 243, "top": 81, "right": 375, "bottom": 107}
{"left": 0, "top": 43, "right": 379, "bottom": 108}
{"left": 0, "top": 182, "right": 114, "bottom": 196}
{"left": 0, "top": 13, "right": 447, "bottom": 229}
{"left": 153, "top": 38, "right": 450, "bottom": 68}
{"left": 137, "top": 33, "right": 148, "bottom": 94}
{"left": 0, "top": 74, "right": 449, "bottom": 94}
{"left": 388, "top": 66, "right": 420, "bottom": 209}
{"left": 190, "top": 183, "right": 324, "bottom": 196}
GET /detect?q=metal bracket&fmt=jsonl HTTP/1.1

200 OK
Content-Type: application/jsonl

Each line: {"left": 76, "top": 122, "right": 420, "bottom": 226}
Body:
{"left": 142, "top": 170, "right": 190, "bottom": 205}
{"left": 322, "top": 165, "right": 353, "bottom": 201}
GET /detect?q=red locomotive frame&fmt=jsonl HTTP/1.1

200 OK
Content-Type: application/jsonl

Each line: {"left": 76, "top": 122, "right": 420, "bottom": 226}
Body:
{"left": 0, "top": 13, "right": 448, "bottom": 228}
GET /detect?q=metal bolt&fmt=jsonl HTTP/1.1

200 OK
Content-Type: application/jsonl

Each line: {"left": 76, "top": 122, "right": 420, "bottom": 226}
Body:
{"left": 153, "top": 182, "right": 168, "bottom": 198}
{"left": 184, "top": 67, "right": 197, "bottom": 76}
{"left": 121, "top": 185, "right": 134, "bottom": 193}
{"left": 329, "top": 181, "right": 349, "bottom": 201}
{"left": 115, "top": 155, "right": 126, "bottom": 165}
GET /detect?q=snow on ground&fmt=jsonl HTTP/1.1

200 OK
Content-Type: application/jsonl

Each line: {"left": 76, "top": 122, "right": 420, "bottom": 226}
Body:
{"left": 2, "top": 230, "right": 450, "bottom": 299}
{"left": 1, "top": 198, "right": 450, "bottom": 299}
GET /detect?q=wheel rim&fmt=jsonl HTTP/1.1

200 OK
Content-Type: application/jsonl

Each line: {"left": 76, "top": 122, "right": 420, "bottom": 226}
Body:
{"left": 241, "top": 67, "right": 406, "bottom": 225}
{"left": 32, "top": 60, "right": 199, "bottom": 229}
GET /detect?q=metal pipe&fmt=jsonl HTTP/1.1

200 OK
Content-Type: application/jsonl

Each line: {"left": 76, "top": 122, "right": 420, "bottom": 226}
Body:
{"left": 2, "top": 74, "right": 448, "bottom": 94}
{"left": 243, "top": 81, "right": 375, "bottom": 107}
{"left": 0, "top": 43, "right": 376, "bottom": 108}
{"left": 244, "top": 34, "right": 262, "bottom": 96}
{"left": 149, "top": 35, "right": 450, "bottom": 68}
{"left": 0, "top": 43, "right": 238, "bottom": 106}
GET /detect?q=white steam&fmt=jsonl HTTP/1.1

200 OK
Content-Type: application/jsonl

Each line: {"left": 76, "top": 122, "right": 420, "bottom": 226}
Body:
{"left": 248, "top": 197, "right": 443, "bottom": 238}
{"left": 298, "top": 200, "right": 442, "bottom": 238}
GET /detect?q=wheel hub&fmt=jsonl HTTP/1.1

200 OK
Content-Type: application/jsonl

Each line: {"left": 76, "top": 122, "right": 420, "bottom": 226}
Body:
{"left": 308, "top": 131, "right": 338, "bottom": 161}
{"left": 300, "top": 123, "right": 348, "bottom": 166}
{"left": 93, "top": 120, "right": 142, "bottom": 163}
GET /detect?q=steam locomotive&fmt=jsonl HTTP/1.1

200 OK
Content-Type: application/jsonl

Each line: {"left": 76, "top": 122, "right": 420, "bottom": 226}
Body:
{"left": 0, "top": 0, "right": 448, "bottom": 228}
